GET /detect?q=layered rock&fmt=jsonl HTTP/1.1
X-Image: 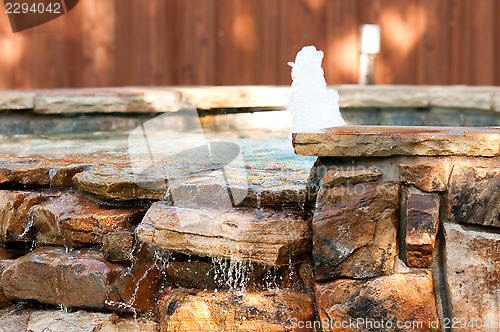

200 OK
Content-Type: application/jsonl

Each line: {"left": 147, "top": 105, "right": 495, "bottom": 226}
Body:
{"left": 158, "top": 288, "right": 315, "bottom": 332}
{"left": 315, "top": 271, "right": 440, "bottom": 332}
{"left": 321, "top": 167, "right": 381, "bottom": 187}
{"left": 444, "top": 223, "right": 500, "bottom": 330}
{"left": 405, "top": 193, "right": 440, "bottom": 267}
{"left": 0, "top": 158, "right": 90, "bottom": 186}
{"left": 313, "top": 181, "right": 399, "bottom": 280}
{"left": 292, "top": 126, "right": 500, "bottom": 157}
{"left": 0, "top": 190, "right": 53, "bottom": 242}
{"left": 31, "top": 192, "right": 145, "bottom": 247}
{"left": 136, "top": 203, "right": 311, "bottom": 266}
{"left": 400, "top": 161, "right": 448, "bottom": 192}
{"left": 1, "top": 247, "right": 161, "bottom": 312}
{"left": 448, "top": 165, "right": 500, "bottom": 227}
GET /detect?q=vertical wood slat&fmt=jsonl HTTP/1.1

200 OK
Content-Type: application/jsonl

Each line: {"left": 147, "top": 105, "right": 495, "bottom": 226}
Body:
{"left": 0, "top": 0, "right": 498, "bottom": 88}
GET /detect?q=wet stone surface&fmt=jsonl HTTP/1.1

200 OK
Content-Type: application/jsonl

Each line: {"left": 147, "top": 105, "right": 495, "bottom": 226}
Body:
{"left": 448, "top": 165, "right": 500, "bottom": 227}
{"left": 315, "top": 271, "right": 440, "bottom": 332}
{"left": 136, "top": 203, "right": 312, "bottom": 266}
{"left": 158, "top": 288, "right": 316, "bottom": 332}
{"left": 1, "top": 246, "right": 162, "bottom": 313}
{"left": 313, "top": 181, "right": 400, "bottom": 280}
{"left": 31, "top": 191, "right": 145, "bottom": 247}
{"left": 405, "top": 193, "right": 440, "bottom": 268}
{"left": 0, "top": 190, "right": 55, "bottom": 242}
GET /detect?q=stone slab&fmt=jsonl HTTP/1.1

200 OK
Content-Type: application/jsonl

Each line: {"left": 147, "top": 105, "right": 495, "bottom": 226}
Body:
{"left": 448, "top": 165, "right": 500, "bottom": 227}
{"left": 430, "top": 87, "right": 494, "bottom": 111}
{"left": 34, "top": 88, "right": 183, "bottom": 114}
{"left": 0, "top": 91, "right": 35, "bottom": 110}
{"left": 315, "top": 271, "right": 440, "bottom": 332}
{"left": 136, "top": 202, "right": 311, "bottom": 266}
{"left": 337, "top": 85, "right": 429, "bottom": 108}
{"left": 400, "top": 161, "right": 448, "bottom": 192}
{"left": 444, "top": 223, "right": 500, "bottom": 331}
{"left": 158, "top": 288, "right": 315, "bottom": 332}
{"left": 31, "top": 191, "right": 144, "bottom": 247}
{"left": 405, "top": 193, "right": 440, "bottom": 267}
{"left": 313, "top": 182, "right": 399, "bottom": 280}
{"left": 292, "top": 126, "right": 500, "bottom": 157}
{"left": 1, "top": 247, "right": 161, "bottom": 312}
{"left": 321, "top": 167, "right": 381, "bottom": 187}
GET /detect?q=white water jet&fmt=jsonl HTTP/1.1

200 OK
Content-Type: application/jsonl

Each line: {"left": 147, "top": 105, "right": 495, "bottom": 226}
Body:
{"left": 288, "top": 46, "right": 345, "bottom": 132}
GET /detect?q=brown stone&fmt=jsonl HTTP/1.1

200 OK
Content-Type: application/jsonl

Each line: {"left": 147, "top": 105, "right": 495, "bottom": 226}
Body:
{"left": 0, "top": 159, "right": 90, "bottom": 186}
{"left": 107, "top": 262, "right": 163, "bottom": 314}
{"left": 0, "top": 91, "right": 35, "bottom": 110}
{"left": 322, "top": 167, "right": 381, "bottom": 187}
{"left": 0, "top": 190, "right": 53, "bottom": 242}
{"left": 136, "top": 203, "right": 311, "bottom": 266}
{"left": 444, "top": 223, "right": 500, "bottom": 330}
{"left": 1, "top": 246, "right": 162, "bottom": 313}
{"left": 31, "top": 192, "right": 144, "bottom": 247}
{"left": 313, "top": 182, "right": 399, "bottom": 280}
{"left": 158, "top": 288, "right": 316, "bottom": 332}
{"left": 1, "top": 247, "right": 123, "bottom": 309}
{"left": 315, "top": 271, "right": 440, "bottom": 332}
{"left": 400, "top": 162, "right": 447, "bottom": 192}
{"left": 292, "top": 126, "right": 500, "bottom": 157}
{"left": 103, "top": 231, "right": 135, "bottom": 262}
{"left": 448, "top": 165, "right": 500, "bottom": 227}
{"left": 405, "top": 193, "right": 440, "bottom": 267}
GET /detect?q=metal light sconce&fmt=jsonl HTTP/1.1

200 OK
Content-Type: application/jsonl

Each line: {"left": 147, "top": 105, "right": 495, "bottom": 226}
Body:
{"left": 358, "top": 24, "right": 381, "bottom": 85}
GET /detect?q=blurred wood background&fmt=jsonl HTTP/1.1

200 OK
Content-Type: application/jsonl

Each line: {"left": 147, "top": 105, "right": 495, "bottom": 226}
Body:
{"left": 0, "top": 0, "right": 499, "bottom": 88}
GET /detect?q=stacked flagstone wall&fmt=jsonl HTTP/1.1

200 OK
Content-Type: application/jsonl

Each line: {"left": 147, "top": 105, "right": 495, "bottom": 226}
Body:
{"left": 294, "top": 126, "right": 500, "bottom": 331}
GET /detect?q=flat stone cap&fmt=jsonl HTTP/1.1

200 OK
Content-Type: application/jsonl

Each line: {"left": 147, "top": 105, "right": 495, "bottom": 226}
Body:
{"left": 292, "top": 125, "right": 500, "bottom": 157}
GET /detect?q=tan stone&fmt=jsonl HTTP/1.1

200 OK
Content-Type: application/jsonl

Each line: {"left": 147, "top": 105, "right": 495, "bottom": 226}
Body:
{"left": 444, "top": 223, "right": 500, "bottom": 331}
{"left": 405, "top": 193, "right": 440, "bottom": 267}
{"left": 292, "top": 126, "right": 500, "bottom": 157}
{"left": 158, "top": 288, "right": 315, "bottom": 332}
{"left": 31, "top": 192, "right": 144, "bottom": 247}
{"left": 400, "top": 162, "right": 448, "bottom": 192}
{"left": 322, "top": 167, "right": 381, "bottom": 187}
{"left": 34, "top": 88, "right": 182, "bottom": 114}
{"left": 0, "top": 91, "right": 35, "bottom": 110}
{"left": 26, "top": 310, "right": 116, "bottom": 332}
{"left": 448, "top": 165, "right": 500, "bottom": 227}
{"left": 0, "top": 190, "right": 53, "bottom": 242}
{"left": 0, "top": 259, "right": 13, "bottom": 306}
{"left": 430, "top": 86, "right": 493, "bottom": 110}
{"left": 0, "top": 305, "right": 33, "bottom": 331}
{"left": 315, "top": 271, "right": 440, "bottom": 332}
{"left": 313, "top": 182, "right": 399, "bottom": 280}
{"left": 136, "top": 203, "right": 311, "bottom": 266}
{"left": 337, "top": 85, "right": 429, "bottom": 108}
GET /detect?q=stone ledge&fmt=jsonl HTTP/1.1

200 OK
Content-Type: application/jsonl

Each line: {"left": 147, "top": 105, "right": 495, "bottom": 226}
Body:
{"left": 293, "top": 125, "right": 500, "bottom": 157}
{"left": 2, "top": 85, "right": 500, "bottom": 114}
{"left": 0, "top": 91, "right": 35, "bottom": 110}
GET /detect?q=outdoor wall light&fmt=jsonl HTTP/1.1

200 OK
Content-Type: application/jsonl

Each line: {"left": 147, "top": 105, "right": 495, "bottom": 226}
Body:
{"left": 358, "top": 24, "right": 381, "bottom": 85}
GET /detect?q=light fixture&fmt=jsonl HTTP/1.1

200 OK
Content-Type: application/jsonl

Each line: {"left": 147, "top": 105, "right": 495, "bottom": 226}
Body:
{"left": 358, "top": 24, "right": 381, "bottom": 85}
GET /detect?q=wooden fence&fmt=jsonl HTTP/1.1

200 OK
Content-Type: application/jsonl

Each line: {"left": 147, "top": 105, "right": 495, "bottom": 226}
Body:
{"left": 0, "top": 0, "right": 499, "bottom": 88}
